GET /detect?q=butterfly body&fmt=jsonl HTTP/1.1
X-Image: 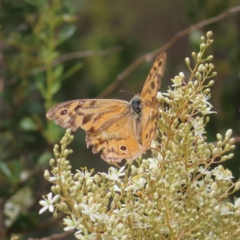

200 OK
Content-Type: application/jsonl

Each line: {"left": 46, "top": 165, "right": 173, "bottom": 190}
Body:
{"left": 46, "top": 52, "right": 166, "bottom": 162}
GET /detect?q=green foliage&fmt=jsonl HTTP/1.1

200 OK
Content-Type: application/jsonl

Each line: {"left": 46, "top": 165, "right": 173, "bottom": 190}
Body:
{"left": 41, "top": 32, "right": 240, "bottom": 239}
{"left": 0, "top": 1, "right": 78, "bottom": 238}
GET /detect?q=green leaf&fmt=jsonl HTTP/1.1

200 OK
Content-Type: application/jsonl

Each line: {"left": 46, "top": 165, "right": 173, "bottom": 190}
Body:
{"left": 59, "top": 62, "right": 83, "bottom": 82}
{"left": 53, "top": 64, "right": 64, "bottom": 79}
{"left": 39, "top": 47, "right": 50, "bottom": 59}
{"left": 50, "top": 82, "right": 61, "bottom": 95}
{"left": 3, "top": 160, "right": 23, "bottom": 184}
{"left": 38, "top": 151, "right": 52, "bottom": 166}
{"left": 35, "top": 74, "right": 46, "bottom": 97}
{"left": 57, "top": 25, "right": 77, "bottom": 45}
{"left": 0, "top": 161, "right": 11, "bottom": 179}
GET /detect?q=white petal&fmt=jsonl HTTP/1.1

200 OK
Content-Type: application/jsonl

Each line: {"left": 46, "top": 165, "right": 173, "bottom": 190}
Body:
{"left": 47, "top": 192, "right": 53, "bottom": 200}
{"left": 39, "top": 200, "right": 47, "bottom": 206}
{"left": 39, "top": 206, "right": 48, "bottom": 214}
{"left": 51, "top": 194, "right": 59, "bottom": 203}
{"left": 49, "top": 205, "right": 54, "bottom": 212}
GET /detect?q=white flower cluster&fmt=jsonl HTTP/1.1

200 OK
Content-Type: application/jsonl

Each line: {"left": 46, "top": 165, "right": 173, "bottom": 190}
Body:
{"left": 40, "top": 31, "right": 240, "bottom": 239}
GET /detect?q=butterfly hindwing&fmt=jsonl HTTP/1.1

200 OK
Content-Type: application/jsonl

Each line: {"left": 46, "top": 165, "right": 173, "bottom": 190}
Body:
{"left": 86, "top": 114, "right": 142, "bottom": 162}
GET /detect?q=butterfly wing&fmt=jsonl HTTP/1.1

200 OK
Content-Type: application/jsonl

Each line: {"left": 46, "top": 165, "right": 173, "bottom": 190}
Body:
{"left": 46, "top": 99, "right": 129, "bottom": 132}
{"left": 86, "top": 114, "right": 142, "bottom": 162}
{"left": 46, "top": 99, "right": 142, "bottom": 162}
{"left": 140, "top": 52, "right": 166, "bottom": 150}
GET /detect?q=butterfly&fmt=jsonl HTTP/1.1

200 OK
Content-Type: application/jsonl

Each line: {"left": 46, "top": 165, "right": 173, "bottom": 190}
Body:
{"left": 46, "top": 52, "right": 166, "bottom": 162}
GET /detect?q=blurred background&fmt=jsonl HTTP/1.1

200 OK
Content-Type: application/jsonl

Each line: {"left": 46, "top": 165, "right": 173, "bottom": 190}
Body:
{"left": 1, "top": 0, "right": 240, "bottom": 239}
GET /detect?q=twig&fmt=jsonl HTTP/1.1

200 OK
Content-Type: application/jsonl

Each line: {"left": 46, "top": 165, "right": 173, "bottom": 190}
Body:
{"left": 233, "top": 136, "right": 240, "bottom": 143}
{"left": 31, "top": 46, "right": 123, "bottom": 74}
{"left": 97, "top": 5, "right": 240, "bottom": 98}
{"left": 55, "top": 46, "right": 122, "bottom": 64}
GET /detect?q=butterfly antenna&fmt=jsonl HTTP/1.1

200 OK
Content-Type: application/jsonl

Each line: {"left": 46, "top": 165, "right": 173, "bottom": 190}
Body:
{"left": 119, "top": 90, "right": 135, "bottom": 96}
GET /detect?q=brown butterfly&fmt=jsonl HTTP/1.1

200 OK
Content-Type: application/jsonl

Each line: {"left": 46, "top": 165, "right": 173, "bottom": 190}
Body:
{"left": 46, "top": 52, "right": 166, "bottom": 162}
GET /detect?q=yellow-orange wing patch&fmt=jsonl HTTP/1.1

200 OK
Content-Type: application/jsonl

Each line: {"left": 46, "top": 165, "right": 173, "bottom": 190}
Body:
{"left": 140, "top": 52, "right": 166, "bottom": 150}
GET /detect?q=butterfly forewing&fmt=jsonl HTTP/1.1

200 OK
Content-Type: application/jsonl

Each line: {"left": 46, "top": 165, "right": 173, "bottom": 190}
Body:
{"left": 46, "top": 99, "right": 129, "bottom": 132}
{"left": 140, "top": 52, "right": 166, "bottom": 150}
{"left": 140, "top": 52, "right": 166, "bottom": 103}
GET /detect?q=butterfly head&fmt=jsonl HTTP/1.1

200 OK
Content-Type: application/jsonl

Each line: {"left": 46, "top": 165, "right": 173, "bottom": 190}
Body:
{"left": 130, "top": 95, "right": 142, "bottom": 118}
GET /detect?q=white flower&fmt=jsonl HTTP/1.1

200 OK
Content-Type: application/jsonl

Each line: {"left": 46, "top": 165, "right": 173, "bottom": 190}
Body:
{"left": 157, "top": 92, "right": 164, "bottom": 101}
{"left": 195, "top": 94, "right": 216, "bottom": 115}
{"left": 75, "top": 232, "right": 98, "bottom": 240}
{"left": 171, "top": 75, "right": 183, "bottom": 86}
{"left": 212, "top": 168, "right": 234, "bottom": 182}
{"left": 201, "top": 107, "right": 216, "bottom": 115}
{"left": 80, "top": 203, "right": 98, "bottom": 222}
{"left": 94, "top": 212, "right": 110, "bottom": 223}
{"left": 126, "top": 177, "right": 147, "bottom": 193}
{"left": 63, "top": 217, "right": 78, "bottom": 231}
{"left": 148, "top": 157, "right": 161, "bottom": 174}
{"left": 220, "top": 206, "right": 234, "bottom": 216}
{"left": 234, "top": 197, "right": 240, "bottom": 209}
{"left": 76, "top": 169, "right": 93, "bottom": 178}
{"left": 113, "top": 184, "right": 122, "bottom": 193}
{"left": 105, "top": 166, "right": 125, "bottom": 182}
{"left": 198, "top": 166, "right": 211, "bottom": 175}
{"left": 190, "top": 118, "right": 205, "bottom": 138}
{"left": 112, "top": 206, "right": 142, "bottom": 220}
{"left": 133, "top": 222, "right": 152, "bottom": 229}
{"left": 39, "top": 193, "right": 59, "bottom": 214}
{"left": 74, "top": 230, "right": 83, "bottom": 239}
{"left": 199, "top": 94, "right": 212, "bottom": 107}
